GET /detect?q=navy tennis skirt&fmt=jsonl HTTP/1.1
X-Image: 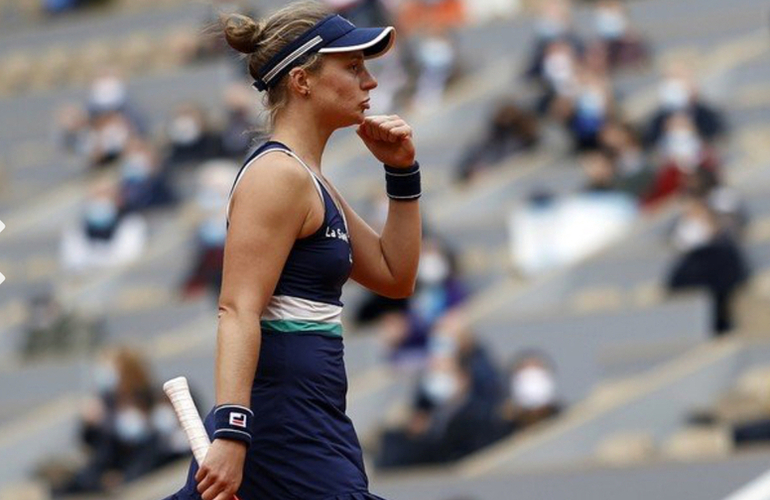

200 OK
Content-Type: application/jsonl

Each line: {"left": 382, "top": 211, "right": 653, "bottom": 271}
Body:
{"left": 163, "top": 331, "right": 387, "bottom": 500}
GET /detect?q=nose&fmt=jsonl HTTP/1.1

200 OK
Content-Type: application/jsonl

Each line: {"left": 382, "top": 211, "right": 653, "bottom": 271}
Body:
{"left": 361, "top": 67, "right": 378, "bottom": 91}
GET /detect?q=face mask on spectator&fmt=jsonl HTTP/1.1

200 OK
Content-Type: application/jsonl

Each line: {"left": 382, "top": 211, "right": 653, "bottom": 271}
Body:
{"left": 595, "top": 9, "right": 627, "bottom": 39}
{"left": 512, "top": 366, "right": 556, "bottom": 409}
{"left": 422, "top": 369, "right": 460, "bottom": 405}
{"left": 543, "top": 52, "right": 575, "bottom": 94}
{"left": 418, "top": 251, "right": 450, "bottom": 286}
{"left": 673, "top": 217, "right": 713, "bottom": 251}
{"left": 121, "top": 154, "right": 152, "bottom": 183}
{"left": 665, "top": 129, "right": 702, "bottom": 170}
{"left": 577, "top": 87, "right": 606, "bottom": 119}
{"left": 93, "top": 361, "right": 119, "bottom": 392}
{"left": 85, "top": 199, "right": 119, "bottom": 230}
{"left": 169, "top": 115, "right": 203, "bottom": 146}
{"left": 659, "top": 79, "right": 690, "bottom": 110}
{"left": 114, "top": 406, "right": 151, "bottom": 444}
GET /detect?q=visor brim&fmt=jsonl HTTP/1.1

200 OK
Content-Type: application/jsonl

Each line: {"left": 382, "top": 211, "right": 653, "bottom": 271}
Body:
{"left": 318, "top": 26, "right": 396, "bottom": 59}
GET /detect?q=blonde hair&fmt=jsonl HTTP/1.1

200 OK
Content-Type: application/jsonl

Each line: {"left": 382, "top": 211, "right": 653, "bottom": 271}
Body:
{"left": 223, "top": 1, "right": 331, "bottom": 127}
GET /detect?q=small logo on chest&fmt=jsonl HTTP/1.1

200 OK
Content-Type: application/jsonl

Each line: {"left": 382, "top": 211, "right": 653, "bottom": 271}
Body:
{"left": 325, "top": 226, "right": 349, "bottom": 243}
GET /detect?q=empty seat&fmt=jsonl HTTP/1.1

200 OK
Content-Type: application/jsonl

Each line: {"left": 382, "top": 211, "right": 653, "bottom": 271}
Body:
{"left": 662, "top": 426, "right": 732, "bottom": 460}
{"left": 595, "top": 431, "right": 656, "bottom": 465}
{"left": 570, "top": 286, "right": 624, "bottom": 313}
{"left": 0, "top": 53, "right": 34, "bottom": 96}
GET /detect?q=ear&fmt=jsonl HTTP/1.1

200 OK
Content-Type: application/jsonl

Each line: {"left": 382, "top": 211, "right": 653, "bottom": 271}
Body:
{"left": 287, "top": 67, "right": 311, "bottom": 97}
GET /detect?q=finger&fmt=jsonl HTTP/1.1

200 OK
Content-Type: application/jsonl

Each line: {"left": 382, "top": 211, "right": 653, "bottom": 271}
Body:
{"left": 196, "top": 472, "right": 217, "bottom": 495}
{"left": 213, "top": 490, "right": 237, "bottom": 500}
{"left": 201, "top": 483, "right": 222, "bottom": 500}
{"left": 386, "top": 125, "right": 413, "bottom": 142}
{"left": 365, "top": 117, "right": 388, "bottom": 141}
{"left": 195, "top": 465, "right": 207, "bottom": 483}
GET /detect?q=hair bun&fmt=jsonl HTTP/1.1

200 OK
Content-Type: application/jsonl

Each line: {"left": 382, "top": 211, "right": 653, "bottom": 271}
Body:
{"left": 224, "top": 13, "right": 263, "bottom": 54}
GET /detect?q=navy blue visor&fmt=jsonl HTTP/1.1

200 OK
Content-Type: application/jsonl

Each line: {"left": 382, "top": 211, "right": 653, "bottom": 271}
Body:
{"left": 253, "top": 14, "right": 395, "bottom": 92}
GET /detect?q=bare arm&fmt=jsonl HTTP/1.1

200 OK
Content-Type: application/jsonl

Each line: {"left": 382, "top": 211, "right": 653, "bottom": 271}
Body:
{"left": 338, "top": 195, "right": 421, "bottom": 298}
{"left": 196, "top": 154, "right": 317, "bottom": 500}
{"left": 216, "top": 155, "right": 315, "bottom": 405}
{"left": 341, "top": 115, "right": 422, "bottom": 298}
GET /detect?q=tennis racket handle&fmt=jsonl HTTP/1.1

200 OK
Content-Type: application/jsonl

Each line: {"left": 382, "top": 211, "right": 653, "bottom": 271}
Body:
{"left": 163, "top": 377, "right": 243, "bottom": 500}
{"left": 163, "top": 376, "right": 210, "bottom": 466}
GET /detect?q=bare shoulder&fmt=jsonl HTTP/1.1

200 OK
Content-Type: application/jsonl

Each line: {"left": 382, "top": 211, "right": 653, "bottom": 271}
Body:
{"left": 235, "top": 152, "right": 315, "bottom": 201}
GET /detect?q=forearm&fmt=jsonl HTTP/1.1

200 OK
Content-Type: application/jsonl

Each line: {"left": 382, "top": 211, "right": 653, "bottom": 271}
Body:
{"left": 379, "top": 198, "right": 421, "bottom": 292}
{"left": 214, "top": 308, "right": 262, "bottom": 407}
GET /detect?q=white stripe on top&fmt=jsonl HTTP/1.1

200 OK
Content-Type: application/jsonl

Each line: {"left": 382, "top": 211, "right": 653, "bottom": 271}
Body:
{"left": 263, "top": 35, "right": 324, "bottom": 86}
{"left": 261, "top": 295, "right": 342, "bottom": 324}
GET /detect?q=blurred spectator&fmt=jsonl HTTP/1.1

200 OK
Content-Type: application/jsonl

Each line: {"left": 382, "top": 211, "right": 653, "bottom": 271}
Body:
{"left": 644, "top": 66, "right": 727, "bottom": 148}
{"left": 381, "top": 236, "right": 468, "bottom": 366}
{"left": 536, "top": 39, "right": 579, "bottom": 116}
{"left": 376, "top": 313, "right": 502, "bottom": 468}
{"left": 220, "top": 84, "right": 263, "bottom": 159}
{"left": 599, "top": 122, "right": 655, "bottom": 198}
{"left": 119, "top": 139, "right": 177, "bottom": 213}
{"left": 85, "top": 110, "right": 135, "bottom": 168}
{"left": 50, "top": 347, "right": 189, "bottom": 496}
{"left": 21, "top": 293, "right": 104, "bottom": 359}
{"left": 581, "top": 149, "right": 618, "bottom": 193}
{"left": 708, "top": 186, "right": 748, "bottom": 241}
{"left": 87, "top": 71, "right": 145, "bottom": 131}
{"left": 165, "top": 103, "right": 224, "bottom": 167}
{"left": 411, "top": 30, "right": 459, "bottom": 111}
{"left": 667, "top": 195, "right": 750, "bottom": 334}
{"left": 591, "top": 0, "right": 650, "bottom": 71}
{"left": 642, "top": 113, "right": 721, "bottom": 207}
{"left": 494, "top": 351, "right": 563, "bottom": 436}
{"left": 60, "top": 181, "right": 147, "bottom": 273}
{"left": 181, "top": 161, "right": 237, "bottom": 300}
{"left": 455, "top": 98, "right": 540, "bottom": 182}
{"left": 525, "top": 0, "right": 583, "bottom": 83}
{"left": 567, "top": 69, "right": 615, "bottom": 151}
{"left": 397, "top": 0, "right": 465, "bottom": 112}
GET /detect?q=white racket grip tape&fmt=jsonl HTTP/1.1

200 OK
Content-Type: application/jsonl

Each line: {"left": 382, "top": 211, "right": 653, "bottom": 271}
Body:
{"left": 163, "top": 376, "right": 210, "bottom": 466}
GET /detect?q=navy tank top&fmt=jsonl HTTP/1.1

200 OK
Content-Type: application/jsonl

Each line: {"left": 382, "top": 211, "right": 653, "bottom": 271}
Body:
{"left": 227, "top": 140, "right": 353, "bottom": 337}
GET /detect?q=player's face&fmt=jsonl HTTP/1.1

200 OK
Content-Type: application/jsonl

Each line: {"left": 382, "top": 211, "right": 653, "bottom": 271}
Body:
{"left": 311, "top": 51, "right": 378, "bottom": 128}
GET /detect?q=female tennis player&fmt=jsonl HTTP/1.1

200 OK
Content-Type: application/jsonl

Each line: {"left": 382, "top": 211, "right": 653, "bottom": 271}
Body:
{"left": 164, "top": 2, "right": 420, "bottom": 499}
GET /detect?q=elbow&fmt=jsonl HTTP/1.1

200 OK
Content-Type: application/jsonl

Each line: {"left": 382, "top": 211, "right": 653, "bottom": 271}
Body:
{"left": 217, "top": 296, "right": 262, "bottom": 323}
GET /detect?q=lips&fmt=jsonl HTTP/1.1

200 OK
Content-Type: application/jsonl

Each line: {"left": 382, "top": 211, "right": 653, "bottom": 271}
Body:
{"left": 361, "top": 99, "right": 370, "bottom": 110}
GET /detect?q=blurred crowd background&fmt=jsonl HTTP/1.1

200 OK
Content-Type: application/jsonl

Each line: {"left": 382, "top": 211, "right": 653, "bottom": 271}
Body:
{"left": 0, "top": 0, "right": 769, "bottom": 499}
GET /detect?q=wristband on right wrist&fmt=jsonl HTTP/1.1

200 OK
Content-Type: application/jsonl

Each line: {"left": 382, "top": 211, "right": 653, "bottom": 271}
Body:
{"left": 213, "top": 404, "right": 253, "bottom": 446}
{"left": 384, "top": 162, "right": 421, "bottom": 201}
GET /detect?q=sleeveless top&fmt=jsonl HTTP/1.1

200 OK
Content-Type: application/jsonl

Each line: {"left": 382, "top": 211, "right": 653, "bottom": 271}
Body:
{"left": 227, "top": 140, "right": 353, "bottom": 338}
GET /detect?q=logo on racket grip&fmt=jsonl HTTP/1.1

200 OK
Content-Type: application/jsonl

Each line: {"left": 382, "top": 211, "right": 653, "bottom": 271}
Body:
{"left": 229, "top": 412, "right": 247, "bottom": 428}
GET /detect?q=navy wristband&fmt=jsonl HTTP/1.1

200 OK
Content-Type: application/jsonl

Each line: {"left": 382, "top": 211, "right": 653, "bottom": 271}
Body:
{"left": 213, "top": 404, "right": 254, "bottom": 446}
{"left": 384, "top": 162, "right": 421, "bottom": 200}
